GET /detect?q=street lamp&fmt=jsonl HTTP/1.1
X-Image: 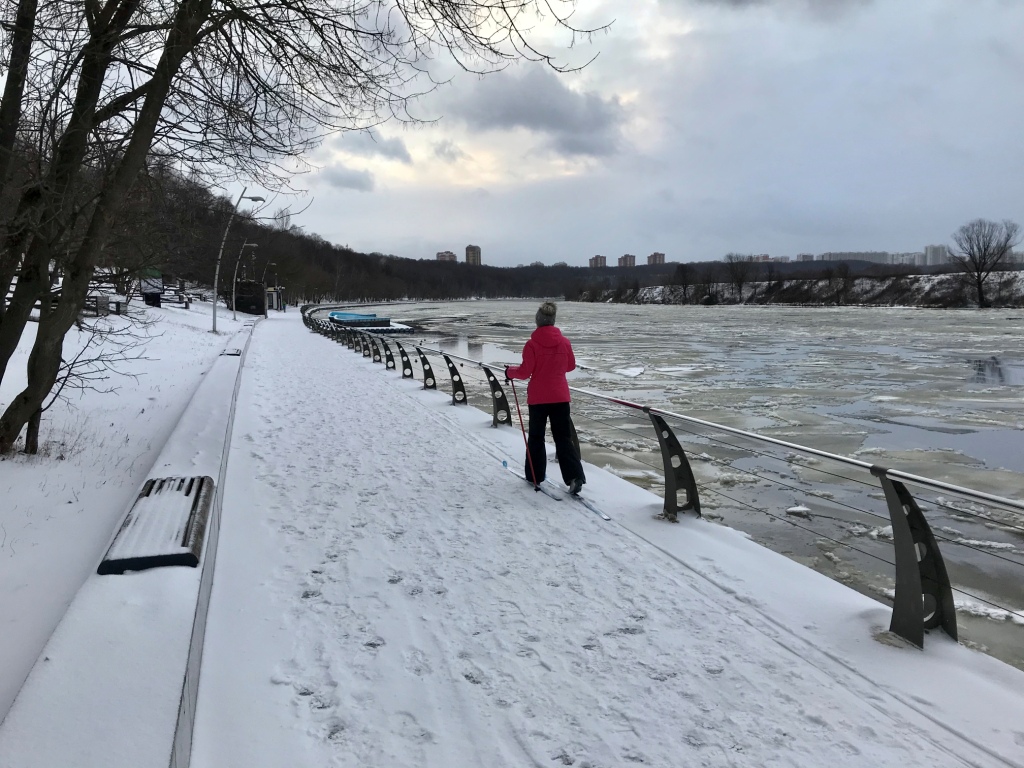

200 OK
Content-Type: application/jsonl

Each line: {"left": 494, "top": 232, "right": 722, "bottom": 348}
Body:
{"left": 260, "top": 260, "right": 276, "bottom": 284}
{"left": 232, "top": 241, "right": 258, "bottom": 321}
{"left": 212, "top": 187, "right": 264, "bottom": 333}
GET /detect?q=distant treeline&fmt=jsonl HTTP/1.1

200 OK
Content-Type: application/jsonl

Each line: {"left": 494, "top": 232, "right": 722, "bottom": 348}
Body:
{"left": 574, "top": 260, "right": 1024, "bottom": 308}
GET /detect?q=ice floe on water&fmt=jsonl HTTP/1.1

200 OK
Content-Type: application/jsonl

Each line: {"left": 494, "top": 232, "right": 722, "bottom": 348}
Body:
{"left": 612, "top": 365, "right": 645, "bottom": 377}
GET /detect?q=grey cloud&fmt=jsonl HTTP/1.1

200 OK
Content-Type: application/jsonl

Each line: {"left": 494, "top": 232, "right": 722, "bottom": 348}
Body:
{"left": 433, "top": 139, "right": 468, "bottom": 163}
{"left": 444, "top": 66, "right": 624, "bottom": 157}
{"left": 685, "top": 0, "right": 867, "bottom": 6}
{"left": 337, "top": 129, "right": 413, "bottom": 164}
{"left": 683, "top": 0, "right": 872, "bottom": 19}
{"left": 322, "top": 165, "right": 375, "bottom": 192}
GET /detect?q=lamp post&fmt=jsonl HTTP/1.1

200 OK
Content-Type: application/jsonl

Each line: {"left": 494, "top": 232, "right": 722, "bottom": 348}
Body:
{"left": 260, "top": 260, "right": 276, "bottom": 284}
{"left": 212, "top": 187, "right": 264, "bottom": 333}
{"left": 232, "top": 241, "right": 258, "bottom": 320}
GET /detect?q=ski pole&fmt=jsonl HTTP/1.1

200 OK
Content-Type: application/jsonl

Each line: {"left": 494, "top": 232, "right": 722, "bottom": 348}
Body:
{"left": 509, "top": 378, "right": 540, "bottom": 491}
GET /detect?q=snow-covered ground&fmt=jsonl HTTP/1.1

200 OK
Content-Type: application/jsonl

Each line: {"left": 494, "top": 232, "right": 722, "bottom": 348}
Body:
{"left": 189, "top": 311, "right": 1023, "bottom": 767}
{"left": 2, "top": 306, "right": 1024, "bottom": 766}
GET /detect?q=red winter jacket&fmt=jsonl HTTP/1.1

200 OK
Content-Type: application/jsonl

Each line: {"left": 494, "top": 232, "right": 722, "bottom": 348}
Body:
{"left": 506, "top": 325, "right": 576, "bottom": 404}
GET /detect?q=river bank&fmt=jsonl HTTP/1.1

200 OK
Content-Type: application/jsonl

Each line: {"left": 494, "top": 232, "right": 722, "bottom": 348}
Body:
{"left": 581, "top": 272, "right": 1024, "bottom": 308}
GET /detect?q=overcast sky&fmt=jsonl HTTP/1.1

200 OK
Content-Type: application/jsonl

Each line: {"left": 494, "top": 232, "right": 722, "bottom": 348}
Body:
{"left": 283, "top": 0, "right": 1024, "bottom": 267}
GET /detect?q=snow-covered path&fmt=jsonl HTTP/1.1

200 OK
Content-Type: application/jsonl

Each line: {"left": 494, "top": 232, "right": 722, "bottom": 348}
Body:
{"left": 192, "top": 312, "right": 1024, "bottom": 768}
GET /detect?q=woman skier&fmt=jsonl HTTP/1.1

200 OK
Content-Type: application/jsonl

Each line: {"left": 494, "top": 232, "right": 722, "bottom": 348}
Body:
{"left": 505, "top": 302, "right": 586, "bottom": 494}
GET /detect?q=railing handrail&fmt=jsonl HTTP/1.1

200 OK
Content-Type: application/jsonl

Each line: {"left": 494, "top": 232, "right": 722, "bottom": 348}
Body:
{"left": 567, "top": 385, "right": 1024, "bottom": 515}
{"left": 392, "top": 339, "right": 504, "bottom": 373}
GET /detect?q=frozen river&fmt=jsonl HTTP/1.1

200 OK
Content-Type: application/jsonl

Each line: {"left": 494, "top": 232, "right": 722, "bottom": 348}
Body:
{"left": 354, "top": 301, "right": 1024, "bottom": 668}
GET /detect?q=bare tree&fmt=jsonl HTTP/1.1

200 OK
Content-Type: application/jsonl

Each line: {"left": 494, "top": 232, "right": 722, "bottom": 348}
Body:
{"left": 673, "top": 261, "right": 693, "bottom": 302}
{"left": 723, "top": 253, "right": 754, "bottom": 302}
{"left": 23, "top": 313, "right": 153, "bottom": 454}
{"left": 949, "top": 219, "right": 1021, "bottom": 307}
{"left": 835, "top": 262, "right": 853, "bottom": 304}
{"left": 0, "top": 0, "right": 606, "bottom": 451}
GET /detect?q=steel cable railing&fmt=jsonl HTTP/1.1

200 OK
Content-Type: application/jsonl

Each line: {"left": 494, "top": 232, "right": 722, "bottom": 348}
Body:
{"left": 305, "top": 312, "right": 1024, "bottom": 656}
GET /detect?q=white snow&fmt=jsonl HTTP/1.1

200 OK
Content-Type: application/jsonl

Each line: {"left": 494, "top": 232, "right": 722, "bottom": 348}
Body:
{"left": 2, "top": 308, "right": 1024, "bottom": 767}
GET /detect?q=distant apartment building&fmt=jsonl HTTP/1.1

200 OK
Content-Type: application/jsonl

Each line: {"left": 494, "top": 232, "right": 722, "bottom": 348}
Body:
{"left": 618, "top": 254, "right": 636, "bottom": 268}
{"left": 647, "top": 252, "right": 665, "bottom": 265}
{"left": 465, "top": 244, "right": 482, "bottom": 265}
{"left": 436, "top": 250, "right": 457, "bottom": 262}
{"left": 589, "top": 255, "right": 607, "bottom": 268}
{"left": 923, "top": 244, "right": 948, "bottom": 266}
{"left": 796, "top": 254, "right": 815, "bottom": 262}
{"left": 530, "top": 261, "right": 544, "bottom": 267}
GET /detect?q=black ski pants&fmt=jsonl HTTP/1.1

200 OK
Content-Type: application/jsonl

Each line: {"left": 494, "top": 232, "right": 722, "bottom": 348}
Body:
{"left": 525, "top": 401, "right": 586, "bottom": 486}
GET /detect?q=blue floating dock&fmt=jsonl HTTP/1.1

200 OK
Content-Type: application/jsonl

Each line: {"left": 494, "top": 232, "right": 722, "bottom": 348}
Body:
{"left": 327, "top": 311, "right": 414, "bottom": 333}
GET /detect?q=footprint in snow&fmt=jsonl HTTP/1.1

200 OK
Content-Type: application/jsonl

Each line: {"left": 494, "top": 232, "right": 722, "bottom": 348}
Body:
{"left": 403, "top": 648, "right": 433, "bottom": 676}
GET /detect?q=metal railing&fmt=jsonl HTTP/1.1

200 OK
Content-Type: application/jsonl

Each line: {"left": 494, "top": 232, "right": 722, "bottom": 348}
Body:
{"left": 303, "top": 310, "right": 1024, "bottom": 654}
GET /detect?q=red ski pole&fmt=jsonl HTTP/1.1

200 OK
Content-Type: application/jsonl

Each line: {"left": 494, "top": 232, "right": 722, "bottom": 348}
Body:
{"left": 509, "top": 378, "right": 540, "bottom": 490}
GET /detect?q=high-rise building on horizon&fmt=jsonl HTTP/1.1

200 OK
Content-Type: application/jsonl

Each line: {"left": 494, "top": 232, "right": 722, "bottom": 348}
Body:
{"left": 436, "top": 250, "right": 456, "bottom": 262}
{"left": 618, "top": 254, "right": 636, "bottom": 268}
{"left": 465, "top": 244, "right": 481, "bottom": 265}
{"left": 589, "top": 255, "right": 607, "bottom": 268}
{"left": 648, "top": 252, "right": 665, "bottom": 265}
{"left": 924, "top": 244, "right": 948, "bottom": 266}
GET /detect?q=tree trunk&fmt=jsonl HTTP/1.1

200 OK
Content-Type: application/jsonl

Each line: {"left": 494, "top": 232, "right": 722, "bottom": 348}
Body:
{"left": 0, "top": 239, "right": 48, "bottom": 385}
{"left": 0, "top": 0, "right": 38, "bottom": 189}
{"left": 0, "top": 306, "right": 66, "bottom": 451}
{"left": 24, "top": 407, "right": 41, "bottom": 454}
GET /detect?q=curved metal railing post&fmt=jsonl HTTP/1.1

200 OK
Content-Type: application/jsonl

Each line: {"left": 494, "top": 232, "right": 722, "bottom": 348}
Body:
{"left": 380, "top": 338, "right": 397, "bottom": 371}
{"left": 871, "top": 466, "right": 958, "bottom": 648}
{"left": 568, "top": 417, "right": 582, "bottom": 458}
{"left": 369, "top": 336, "right": 383, "bottom": 364}
{"left": 481, "top": 366, "right": 512, "bottom": 427}
{"left": 415, "top": 347, "right": 437, "bottom": 390}
{"left": 645, "top": 409, "right": 702, "bottom": 522}
{"left": 394, "top": 342, "right": 415, "bottom": 379}
{"left": 361, "top": 332, "right": 371, "bottom": 358}
{"left": 442, "top": 354, "right": 468, "bottom": 405}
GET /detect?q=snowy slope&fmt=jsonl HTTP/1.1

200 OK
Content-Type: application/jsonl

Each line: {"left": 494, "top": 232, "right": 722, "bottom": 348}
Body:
{"left": 191, "top": 312, "right": 1024, "bottom": 768}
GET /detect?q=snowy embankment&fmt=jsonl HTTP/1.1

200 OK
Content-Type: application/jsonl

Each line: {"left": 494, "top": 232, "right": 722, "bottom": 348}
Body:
{"left": 0, "top": 302, "right": 250, "bottom": 721}
{"left": 617, "top": 272, "right": 1024, "bottom": 307}
{"left": 189, "top": 312, "right": 1023, "bottom": 768}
